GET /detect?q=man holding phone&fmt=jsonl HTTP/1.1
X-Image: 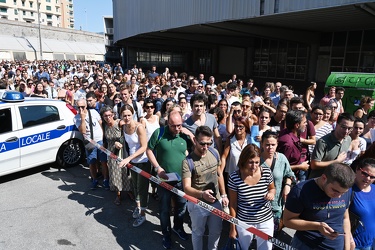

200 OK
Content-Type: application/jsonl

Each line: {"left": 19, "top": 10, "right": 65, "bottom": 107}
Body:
{"left": 283, "top": 163, "right": 355, "bottom": 249}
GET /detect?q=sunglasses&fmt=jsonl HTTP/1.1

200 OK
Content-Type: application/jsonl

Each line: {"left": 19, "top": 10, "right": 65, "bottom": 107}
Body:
{"left": 242, "top": 105, "right": 251, "bottom": 108}
{"left": 233, "top": 110, "right": 241, "bottom": 114}
{"left": 234, "top": 125, "right": 245, "bottom": 130}
{"left": 254, "top": 106, "right": 261, "bottom": 109}
{"left": 145, "top": 106, "right": 154, "bottom": 109}
{"left": 198, "top": 141, "right": 213, "bottom": 146}
{"left": 359, "top": 168, "right": 375, "bottom": 179}
{"left": 78, "top": 106, "right": 86, "bottom": 109}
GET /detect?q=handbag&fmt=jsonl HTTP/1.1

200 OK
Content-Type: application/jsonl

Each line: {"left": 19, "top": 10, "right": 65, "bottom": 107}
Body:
{"left": 83, "top": 110, "right": 96, "bottom": 151}
{"left": 222, "top": 237, "right": 242, "bottom": 250}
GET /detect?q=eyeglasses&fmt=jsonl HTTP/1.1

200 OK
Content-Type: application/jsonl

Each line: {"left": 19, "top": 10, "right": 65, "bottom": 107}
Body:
{"left": 169, "top": 124, "right": 182, "bottom": 129}
{"left": 332, "top": 106, "right": 338, "bottom": 109}
{"left": 359, "top": 168, "right": 375, "bottom": 179}
{"left": 234, "top": 125, "right": 245, "bottom": 130}
{"left": 78, "top": 106, "right": 86, "bottom": 109}
{"left": 145, "top": 105, "right": 154, "bottom": 109}
{"left": 198, "top": 85, "right": 203, "bottom": 88}
{"left": 339, "top": 124, "right": 353, "bottom": 132}
{"left": 265, "top": 102, "right": 270, "bottom": 105}
{"left": 198, "top": 141, "right": 213, "bottom": 146}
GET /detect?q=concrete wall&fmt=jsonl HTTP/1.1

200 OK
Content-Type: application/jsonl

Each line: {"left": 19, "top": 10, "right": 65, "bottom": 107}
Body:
{"left": 0, "top": 19, "right": 103, "bottom": 43}
{"left": 0, "top": 19, "right": 105, "bottom": 61}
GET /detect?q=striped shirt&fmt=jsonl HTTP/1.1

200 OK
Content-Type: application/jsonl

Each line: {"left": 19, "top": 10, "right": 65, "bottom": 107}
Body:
{"left": 228, "top": 167, "right": 273, "bottom": 224}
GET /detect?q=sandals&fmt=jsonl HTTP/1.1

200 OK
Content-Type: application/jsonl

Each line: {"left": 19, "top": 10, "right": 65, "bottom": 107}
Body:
{"left": 114, "top": 194, "right": 121, "bottom": 206}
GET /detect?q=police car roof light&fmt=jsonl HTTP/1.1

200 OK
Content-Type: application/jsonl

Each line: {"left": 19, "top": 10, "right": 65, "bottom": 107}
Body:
{"left": 0, "top": 90, "right": 25, "bottom": 102}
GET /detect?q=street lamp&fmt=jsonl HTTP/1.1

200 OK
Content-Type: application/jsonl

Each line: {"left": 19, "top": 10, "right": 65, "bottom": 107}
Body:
{"left": 37, "top": 0, "right": 43, "bottom": 60}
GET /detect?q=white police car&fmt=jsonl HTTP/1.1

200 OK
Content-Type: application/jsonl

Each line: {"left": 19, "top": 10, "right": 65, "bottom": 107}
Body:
{"left": 0, "top": 90, "right": 84, "bottom": 176}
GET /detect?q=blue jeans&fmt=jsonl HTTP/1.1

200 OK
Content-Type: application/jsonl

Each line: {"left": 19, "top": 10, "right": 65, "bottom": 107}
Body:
{"left": 158, "top": 181, "right": 187, "bottom": 236}
{"left": 291, "top": 236, "right": 314, "bottom": 250}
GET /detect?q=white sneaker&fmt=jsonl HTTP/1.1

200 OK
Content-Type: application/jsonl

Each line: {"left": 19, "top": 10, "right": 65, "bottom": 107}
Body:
{"left": 132, "top": 207, "right": 141, "bottom": 219}
{"left": 133, "top": 215, "right": 146, "bottom": 227}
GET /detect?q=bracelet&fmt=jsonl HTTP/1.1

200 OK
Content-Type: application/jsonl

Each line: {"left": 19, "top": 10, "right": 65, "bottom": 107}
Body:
{"left": 221, "top": 194, "right": 227, "bottom": 198}
{"left": 285, "top": 183, "right": 292, "bottom": 187}
{"left": 154, "top": 166, "right": 160, "bottom": 171}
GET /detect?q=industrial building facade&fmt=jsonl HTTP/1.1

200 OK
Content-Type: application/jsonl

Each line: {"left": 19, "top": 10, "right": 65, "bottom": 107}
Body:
{"left": 112, "top": 0, "right": 375, "bottom": 89}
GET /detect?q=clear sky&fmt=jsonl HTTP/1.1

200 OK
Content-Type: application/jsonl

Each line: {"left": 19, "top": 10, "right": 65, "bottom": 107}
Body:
{"left": 73, "top": 0, "right": 113, "bottom": 33}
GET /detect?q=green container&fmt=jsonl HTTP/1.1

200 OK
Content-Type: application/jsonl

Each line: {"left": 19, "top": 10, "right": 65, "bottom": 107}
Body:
{"left": 325, "top": 72, "right": 375, "bottom": 114}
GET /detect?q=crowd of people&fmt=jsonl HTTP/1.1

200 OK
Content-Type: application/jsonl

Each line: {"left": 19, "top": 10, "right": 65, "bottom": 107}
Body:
{"left": 1, "top": 59, "right": 375, "bottom": 250}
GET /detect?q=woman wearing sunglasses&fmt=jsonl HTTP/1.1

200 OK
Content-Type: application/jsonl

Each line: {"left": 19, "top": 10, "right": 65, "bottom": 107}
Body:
{"left": 349, "top": 158, "right": 375, "bottom": 250}
{"left": 140, "top": 98, "right": 160, "bottom": 201}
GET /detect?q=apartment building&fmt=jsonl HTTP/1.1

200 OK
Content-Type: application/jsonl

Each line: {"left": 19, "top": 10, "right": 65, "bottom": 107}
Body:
{"left": 0, "top": 0, "right": 74, "bottom": 28}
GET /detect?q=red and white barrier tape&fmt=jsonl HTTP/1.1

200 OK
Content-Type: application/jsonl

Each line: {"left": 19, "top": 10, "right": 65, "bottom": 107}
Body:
{"left": 84, "top": 135, "right": 296, "bottom": 250}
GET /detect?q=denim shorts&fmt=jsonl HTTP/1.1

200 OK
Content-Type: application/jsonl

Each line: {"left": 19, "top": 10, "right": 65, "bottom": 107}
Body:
{"left": 86, "top": 140, "right": 107, "bottom": 165}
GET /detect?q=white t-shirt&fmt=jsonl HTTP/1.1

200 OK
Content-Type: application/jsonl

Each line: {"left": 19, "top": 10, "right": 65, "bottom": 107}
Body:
{"left": 74, "top": 109, "right": 103, "bottom": 142}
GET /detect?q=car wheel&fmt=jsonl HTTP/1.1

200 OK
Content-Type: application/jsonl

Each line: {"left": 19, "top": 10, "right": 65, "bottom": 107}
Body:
{"left": 56, "top": 139, "right": 84, "bottom": 168}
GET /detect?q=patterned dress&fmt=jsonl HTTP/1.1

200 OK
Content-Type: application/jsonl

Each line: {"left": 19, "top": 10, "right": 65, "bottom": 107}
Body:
{"left": 104, "top": 119, "right": 132, "bottom": 192}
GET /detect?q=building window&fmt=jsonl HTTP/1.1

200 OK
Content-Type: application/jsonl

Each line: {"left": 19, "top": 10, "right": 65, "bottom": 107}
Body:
{"left": 13, "top": 0, "right": 17, "bottom": 5}
{"left": 46, "top": 14, "right": 52, "bottom": 19}
{"left": 46, "top": 5, "right": 51, "bottom": 11}
{"left": 22, "top": 10, "right": 25, "bottom": 15}
{"left": 0, "top": 8, "right": 7, "bottom": 13}
{"left": 0, "top": 0, "right": 6, "bottom": 2}
{"left": 56, "top": 7, "right": 59, "bottom": 12}
{"left": 253, "top": 38, "right": 309, "bottom": 80}
{"left": 30, "top": 2, "right": 33, "bottom": 8}
{"left": 30, "top": 11, "right": 33, "bottom": 16}
{"left": 22, "top": 1, "right": 25, "bottom": 7}
{"left": 46, "top": 0, "right": 51, "bottom": 2}
{"left": 14, "top": 9, "right": 18, "bottom": 15}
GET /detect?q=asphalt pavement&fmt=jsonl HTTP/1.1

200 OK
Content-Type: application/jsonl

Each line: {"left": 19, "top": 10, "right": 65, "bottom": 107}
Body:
{"left": 0, "top": 164, "right": 294, "bottom": 250}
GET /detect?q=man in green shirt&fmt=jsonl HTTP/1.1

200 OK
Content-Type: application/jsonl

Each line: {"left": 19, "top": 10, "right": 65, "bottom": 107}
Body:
{"left": 146, "top": 110, "right": 193, "bottom": 249}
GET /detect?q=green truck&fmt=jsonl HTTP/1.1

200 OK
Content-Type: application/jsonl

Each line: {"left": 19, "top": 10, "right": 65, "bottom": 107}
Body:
{"left": 325, "top": 72, "right": 375, "bottom": 114}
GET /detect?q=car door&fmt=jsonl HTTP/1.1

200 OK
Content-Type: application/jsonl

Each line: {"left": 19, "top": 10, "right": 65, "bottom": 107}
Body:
{"left": 18, "top": 104, "right": 63, "bottom": 168}
{"left": 0, "top": 106, "right": 21, "bottom": 176}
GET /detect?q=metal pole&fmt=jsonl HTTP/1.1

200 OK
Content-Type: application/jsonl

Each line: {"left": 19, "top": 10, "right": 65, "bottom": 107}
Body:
{"left": 37, "top": 0, "right": 43, "bottom": 60}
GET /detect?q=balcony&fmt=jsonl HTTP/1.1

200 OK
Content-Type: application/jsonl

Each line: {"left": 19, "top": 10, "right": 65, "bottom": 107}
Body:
{"left": 106, "top": 28, "right": 113, "bottom": 34}
{"left": 105, "top": 39, "right": 113, "bottom": 46}
{"left": 23, "top": 15, "right": 36, "bottom": 21}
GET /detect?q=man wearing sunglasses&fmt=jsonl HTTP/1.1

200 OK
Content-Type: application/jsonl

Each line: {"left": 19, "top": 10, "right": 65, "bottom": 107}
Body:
{"left": 74, "top": 99, "right": 107, "bottom": 190}
{"left": 182, "top": 126, "right": 228, "bottom": 250}
{"left": 146, "top": 110, "right": 193, "bottom": 249}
